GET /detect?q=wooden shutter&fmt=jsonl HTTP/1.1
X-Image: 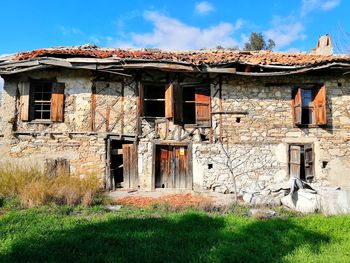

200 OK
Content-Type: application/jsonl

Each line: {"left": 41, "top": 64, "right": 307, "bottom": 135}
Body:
{"left": 138, "top": 83, "right": 144, "bottom": 117}
{"left": 122, "top": 144, "right": 138, "bottom": 189}
{"left": 19, "top": 81, "right": 30, "bottom": 121}
{"left": 290, "top": 145, "right": 301, "bottom": 178}
{"left": 165, "top": 83, "right": 173, "bottom": 118}
{"left": 173, "top": 83, "right": 183, "bottom": 125}
{"left": 195, "top": 86, "right": 211, "bottom": 126}
{"left": 51, "top": 83, "right": 65, "bottom": 122}
{"left": 304, "top": 145, "right": 314, "bottom": 181}
{"left": 293, "top": 88, "right": 302, "bottom": 125}
{"left": 314, "top": 85, "right": 327, "bottom": 125}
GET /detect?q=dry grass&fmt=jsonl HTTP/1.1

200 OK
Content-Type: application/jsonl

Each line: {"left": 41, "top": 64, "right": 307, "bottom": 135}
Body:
{"left": 0, "top": 162, "right": 101, "bottom": 207}
{"left": 115, "top": 193, "right": 214, "bottom": 211}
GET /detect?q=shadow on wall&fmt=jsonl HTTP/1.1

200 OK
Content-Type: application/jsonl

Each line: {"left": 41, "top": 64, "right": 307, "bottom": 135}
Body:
{"left": 0, "top": 212, "right": 330, "bottom": 262}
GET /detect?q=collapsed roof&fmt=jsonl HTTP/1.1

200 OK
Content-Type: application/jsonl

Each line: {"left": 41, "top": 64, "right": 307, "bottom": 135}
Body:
{"left": 1, "top": 44, "right": 350, "bottom": 77}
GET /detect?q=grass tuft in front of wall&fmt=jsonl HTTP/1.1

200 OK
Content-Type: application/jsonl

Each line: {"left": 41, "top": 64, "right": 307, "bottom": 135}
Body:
{"left": 0, "top": 162, "right": 101, "bottom": 207}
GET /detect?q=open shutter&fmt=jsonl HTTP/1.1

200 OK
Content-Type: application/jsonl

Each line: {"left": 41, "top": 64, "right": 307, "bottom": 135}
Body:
{"left": 173, "top": 83, "right": 183, "bottom": 125}
{"left": 290, "top": 145, "right": 301, "bottom": 178}
{"left": 51, "top": 83, "right": 65, "bottom": 122}
{"left": 195, "top": 86, "right": 211, "bottom": 127}
{"left": 19, "top": 81, "right": 30, "bottom": 121}
{"left": 165, "top": 83, "right": 173, "bottom": 118}
{"left": 139, "top": 83, "right": 144, "bottom": 117}
{"left": 314, "top": 85, "right": 327, "bottom": 125}
{"left": 293, "top": 88, "right": 302, "bottom": 125}
{"left": 122, "top": 144, "right": 138, "bottom": 189}
{"left": 304, "top": 145, "right": 314, "bottom": 181}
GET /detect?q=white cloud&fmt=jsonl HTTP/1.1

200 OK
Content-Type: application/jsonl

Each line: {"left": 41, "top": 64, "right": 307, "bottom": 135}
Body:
{"left": 114, "top": 11, "right": 242, "bottom": 50}
{"left": 195, "top": 1, "right": 215, "bottom": 15}
{"left": 59, "top": 26, "right": 83, "bottom": 36}
{"left": 301, "top": 0, "right": 340, "bottom": 15}
{"left": 264, "top": 16, "right": 306, "bottom": 49}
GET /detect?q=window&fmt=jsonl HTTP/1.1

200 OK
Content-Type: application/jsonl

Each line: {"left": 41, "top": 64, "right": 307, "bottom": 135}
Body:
{"left": 140, "top": 82, "right": 211, "bottom": 127}
{"left": 141, "top": 84, "right": 165, "bottom": 117}
{"left": 289, "top": 144, "right": 314, "bottom": 182}
{"left": 31, "top": 80, "right": 52, "bottom": 120}
{"left": 19, "top": 80, "right": 65, "bottom": 122}
{"left": 292, "top": 85, "right": 326, "bottom": 126}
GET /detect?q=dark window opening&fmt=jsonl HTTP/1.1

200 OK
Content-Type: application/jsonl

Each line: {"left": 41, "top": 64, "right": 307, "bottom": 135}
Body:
{"left": 236, "top": 117, "right": 241, "bottom": 123}
{"left": 208, "top": 163, "right": 213, "bottom": 169}
{"left": 183, "top": 86, "right": 196, "bottom": 124}
{"left": 143, "top": 84, "right": 165, "bottom": 117}
{"left": 31, "top": 80, "right": 52, "bottom": 121}
{"left": 322, "top": 161, "right": 328, "bottom": 169}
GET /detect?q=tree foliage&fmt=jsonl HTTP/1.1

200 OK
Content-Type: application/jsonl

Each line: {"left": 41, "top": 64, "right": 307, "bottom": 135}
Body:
{"left": 244, "top": 32, "right": 275, "bottom": 51}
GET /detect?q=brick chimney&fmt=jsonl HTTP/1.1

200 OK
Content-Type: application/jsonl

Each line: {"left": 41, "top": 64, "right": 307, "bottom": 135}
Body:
{"left": 311, "top": 34, "right": 333, "bottom": 55}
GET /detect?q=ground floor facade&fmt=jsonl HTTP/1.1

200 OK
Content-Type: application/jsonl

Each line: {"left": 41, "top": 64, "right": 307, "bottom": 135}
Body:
{"left": 1, "top": 131, "right": 350, "bottom": 197}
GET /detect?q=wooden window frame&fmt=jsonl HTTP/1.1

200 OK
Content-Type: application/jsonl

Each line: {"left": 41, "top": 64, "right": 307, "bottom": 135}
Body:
{"left": 30, "top": 80, "right": 53, "bottom": 122}
{"left": 174, "top": 82, "right": 211, "bottom": 127}
{"left": 288, "top": 143, "right": 314, "bottom": 182}
{"left": 140, "top": 82, "right": 167, "bottom": 119}
{"left": 20, "top": 79, "right": 65, "bottom": 124}
{"left": 292, "top": 84, "right": 327, "bottom": 127}
{"left": 140, "top": 81, "right": 211, "bottom": 128}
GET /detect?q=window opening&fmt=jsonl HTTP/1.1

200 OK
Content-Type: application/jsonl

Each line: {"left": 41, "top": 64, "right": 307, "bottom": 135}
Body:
{"left": 31, "top": 80, "right": 52, "bottom": 120}
{"left": 143, "top": 84, "right": 165, "bottom": 117}
{"left": 183, "top": 86, "right": 196, "bottom": 124}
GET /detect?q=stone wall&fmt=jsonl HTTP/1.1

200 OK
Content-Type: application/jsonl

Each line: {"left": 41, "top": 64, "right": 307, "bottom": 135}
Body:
{"left": 0, "top": 133, "right": 106, "bottom": 181}
{"left": 194, "top": 74, "right": 350, "bottom": 194}
{"left": 0, "top": 69, "right": 137, "bottom": 179}
{"left": 1, "top": 68, "right": 350, "bottom": 192}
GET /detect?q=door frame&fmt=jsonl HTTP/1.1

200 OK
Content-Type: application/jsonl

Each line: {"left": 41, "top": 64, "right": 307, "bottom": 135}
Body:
{"left": 151, "top": 141, "right": 193, "bottom": 190}
{"left": 106, "top": 136, "right": 138, "bottom": 190}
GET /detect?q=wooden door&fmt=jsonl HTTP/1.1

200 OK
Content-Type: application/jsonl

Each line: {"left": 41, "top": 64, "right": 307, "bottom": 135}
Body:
{"left": 156, "top": 146, "right": 172, "bottom": 188}
{"left": 173, "top": 147, "right": 190, "bottom": 188}
{"left": 155, "top": 145, "right": 191, "bottom": 189}
{"left": 122, "top": 143, "right": 138, "bottom": 189}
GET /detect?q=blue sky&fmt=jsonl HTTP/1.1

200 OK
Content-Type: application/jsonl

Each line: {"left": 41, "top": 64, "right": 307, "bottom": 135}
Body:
{"left": 0, "top": 0, "right": 349, "bottom": 55}
{"left": 0, "top": 0, "right": 348, "bottom": 90}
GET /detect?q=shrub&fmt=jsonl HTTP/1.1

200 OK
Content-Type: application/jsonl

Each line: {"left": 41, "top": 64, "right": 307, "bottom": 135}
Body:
{"left": 0, "top": 162, "right": 101, "bottom": 207}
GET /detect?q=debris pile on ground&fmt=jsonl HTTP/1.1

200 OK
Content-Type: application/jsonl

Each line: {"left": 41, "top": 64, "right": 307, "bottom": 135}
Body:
{"left": 115, "top": 193, "right": 213, "bottom": 209}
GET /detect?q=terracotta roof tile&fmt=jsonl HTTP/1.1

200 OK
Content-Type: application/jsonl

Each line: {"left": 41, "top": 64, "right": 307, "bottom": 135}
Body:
{"left": 11, "top": 45, "right": 350, "bottom": 66}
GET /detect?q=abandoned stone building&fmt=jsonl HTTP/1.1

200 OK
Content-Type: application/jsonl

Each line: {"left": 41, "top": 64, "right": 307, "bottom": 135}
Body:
{"left": 0, "top": 35, "right": 350, "bottom": 199}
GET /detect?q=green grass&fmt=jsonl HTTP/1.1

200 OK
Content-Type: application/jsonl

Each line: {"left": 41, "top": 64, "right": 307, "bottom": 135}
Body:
{"left": 1, "top": 205, "right": 350, "bottom": 263}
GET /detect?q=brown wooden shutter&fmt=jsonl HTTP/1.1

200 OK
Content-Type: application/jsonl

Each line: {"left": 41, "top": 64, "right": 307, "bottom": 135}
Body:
{"left": 304, "top": 145, "right": 314, "bottom": 181}
{"left": 122, "top": 144, "right": 138, "bottom": 189}
{"left": 173, "top": 83, "right": 183, "bottom": 125}
{"left": 165, "top": 83, "right": 173, "bottom": 118}
{"left": 293, "top": 88, "right": 302, "bottom": 125}
{"left": 195, "top": 86, "right": 211, "bottom": 126}
{"left": 19, "top": 81, "right": 30, "bottom": 121}
{"left": 290, "top": 145, "right": 301, "bottom": 178}
{"left": 51, "top": 83, "right": 65, "bottom": 122}
{"left": 314, "top": 85, "right": 327, "bottom": 125}
{"left": 139, "top": 83, "right": 144, "bottom": 117}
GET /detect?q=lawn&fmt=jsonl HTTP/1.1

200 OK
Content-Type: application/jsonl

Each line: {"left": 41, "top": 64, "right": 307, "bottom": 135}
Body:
{"left": 1, "top": 205, "right": 350, "bottom": 263}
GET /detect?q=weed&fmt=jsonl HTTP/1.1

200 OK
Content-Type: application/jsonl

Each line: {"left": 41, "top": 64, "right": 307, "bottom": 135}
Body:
{"left": 0, "top": 162, "right": 101, "bottom": 207}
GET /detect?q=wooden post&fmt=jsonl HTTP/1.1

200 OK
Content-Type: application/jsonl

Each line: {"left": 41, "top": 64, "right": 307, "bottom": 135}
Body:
{"left": 219, "top": 76, "right": 223, "bottom": 143}
{"left": 91, "top": 84, "right": 97, "bottom": 132}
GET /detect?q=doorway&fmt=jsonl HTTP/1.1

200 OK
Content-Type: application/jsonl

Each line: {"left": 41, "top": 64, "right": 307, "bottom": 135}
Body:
{"left": 155, "top": 145, "right": 192, "bottom": 189}
{"left": 108, "top": 140, "right": 138, "bottom": 189}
